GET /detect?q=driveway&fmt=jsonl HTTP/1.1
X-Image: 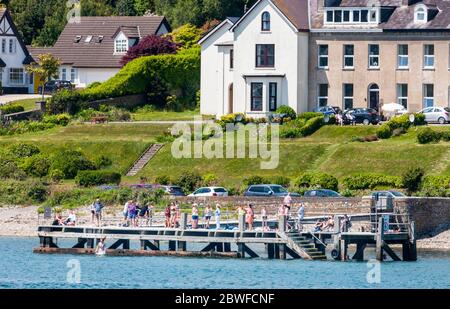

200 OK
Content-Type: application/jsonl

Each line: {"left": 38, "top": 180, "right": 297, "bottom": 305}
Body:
{"left": 0, "top": 94, "right": 50, "bottom": 105}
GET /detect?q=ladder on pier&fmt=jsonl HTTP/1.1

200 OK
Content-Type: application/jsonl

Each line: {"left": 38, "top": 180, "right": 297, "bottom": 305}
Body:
{"left": 126, "top": 144, "right": 164, "bottom": 176}
{"left": 279, "top": 231, "right": 327, "bottom": 260}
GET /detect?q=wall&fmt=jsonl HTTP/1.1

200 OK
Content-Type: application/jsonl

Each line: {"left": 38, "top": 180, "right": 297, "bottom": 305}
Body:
{"left": 76, "top": 68, "right": 120, "bottom": 88}
{"left": 394, "top": 197, "right": 450, "bottom": 237}
{"left": 309, "top": 32, "right": 450, "bottom": 112}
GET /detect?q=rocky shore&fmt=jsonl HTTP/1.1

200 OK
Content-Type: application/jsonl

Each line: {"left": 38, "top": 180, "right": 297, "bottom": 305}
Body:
{"left": 0, "top": 206, "right": 449, "bottom": 250}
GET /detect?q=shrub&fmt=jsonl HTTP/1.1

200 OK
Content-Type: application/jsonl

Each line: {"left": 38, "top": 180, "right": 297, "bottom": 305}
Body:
{"left": 376, "top": 124, "right": 392, "bottom": 139}
{"left": 299, "top": 116, "right": 324, "bottom": 137}
{"left": 275, "top": 106, "right": 297, "bottom": 120}
{"left": 402, "top": 167, "right": 424, "bottom": 194}
{"left": 271, "top": 176, "right": 291, "bottom": 187}
{"left": 170, "top": 24, "right": 202, "bottom": 49}
{"left": 75, "top": 170, "right": 121, "bottom": 187}
{"left": 176, "top": 171, "right": 202, "bottom": 193}
{"left": 0, "top": 157, "right": 26, "bottom": 180}
{"left": 120, "top": 34, "right": 179, "bottom": 65}
{"left": 49, "top": 169, "right": 64, "bottom": 183}
{"left": 94, "top": 155, "right": 112, "bottom": 169}
{"left": 0, "top": 180, "right": 49, "bottom": 205}
{"left": 294, "top": 172, "right": 338, "bottom": 191}
{"left": 419, "top": 175, "right": 450, "bottom": 197}
{"left": 342, "top": 174, "right": 403, "bottom": 190}
{"left": 47, "top": 89, "right": 82, "bottom": 114}
{"left": 417, "top": 127, "right": 441, "bottom": 144}
{"left": 20, "top": 155, "right": 51, "bottom": 178}
{"left": 7, "top": 143, "right": 40, "bottom": 158}
{"left": 43, "top": 114, "right": 71, "bottom": 126}
{"left": 50, "top": 149, "right": 96, "bottom": 179}
{"left": 243, "top": 175, "right": 269, "bottom": 186}
{"left": 155, "top": 175, "right": 171, "bottom": 185}
{"left": 297, "top": 112, "right": 323, "bottom": 121}
{"left": 202, "top": 173, "right": 218, "bottom": 186}
{"left": 27, "top": 180, "right": 48, "bottom": 203}
{"left": 0, "top": 105, "right": 24, "bottom": 114}
{"left": 280, "top": 126, "right": 301, "bottom": 138}
{"left": 86, "top": 82, "right": 101, "bottom": 89}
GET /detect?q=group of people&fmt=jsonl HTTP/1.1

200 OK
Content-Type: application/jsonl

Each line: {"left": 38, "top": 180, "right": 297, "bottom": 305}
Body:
{"left": 52, "top": 210, "right": 77, "bottom": 226}
{"left": 122, "top": 200, "right": 154, "bottom": 227}
{"left": 313, "top": 214, "right": 352, "bottom": 233}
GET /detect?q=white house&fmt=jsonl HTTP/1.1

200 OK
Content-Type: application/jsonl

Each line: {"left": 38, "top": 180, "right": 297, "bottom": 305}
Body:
{"left": 29, "top": 15, "right": 171, "bottom": 89}
{"left": 199, "top": 0, "right": 310, "bottom": 118}
{"left": 0, "top": 8, "right": 35, "bottom": 94}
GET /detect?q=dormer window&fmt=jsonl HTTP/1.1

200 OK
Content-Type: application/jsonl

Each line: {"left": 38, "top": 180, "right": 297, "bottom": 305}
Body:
{"left": 115, "top": 38, "right": 128, "bottom": 54}
{"left": 415, "top": 5, "right": 427, "bottom": 23}
{"left": 85, "top": 35, "right": 93, "bottom": 43}
{"left": 74, "top": 35, "right": 82, "bottom": 43}
{"left": 96, "top": 35, "right": 104, "bottom": 43}
{"left": 261, "top": 12, "right": 271, "bottom": 31}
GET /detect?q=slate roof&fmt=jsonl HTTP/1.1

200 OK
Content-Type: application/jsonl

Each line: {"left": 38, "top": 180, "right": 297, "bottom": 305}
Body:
{"left": 28, "top": 16, "right": 170, "bottom": 68}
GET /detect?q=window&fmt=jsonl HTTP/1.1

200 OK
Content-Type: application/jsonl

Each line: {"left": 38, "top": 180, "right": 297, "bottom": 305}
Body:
{"left": 317, "top": 84, "right": 328, "bottom": 107}
{"left": 9, "top": 68, "right": 24, "bottom": 85}
{"left": 61, "top": 68, "right": 67, "bottom": 81}
{"left": 397, "top": 84, "right": 408, "bottom": 109}
{"left": 353, "top": 10, "right": 360, "bottom": 22}
{"left": 74, "top": 36, "right": 82, "bottom": 43}
{"left": 318, "top": 45, "right": 328, "bottom": 69}
{"left": 343, "top": 10, "right": 350, "bottom": 22}
{"left": 324, "top": 8, "right": 374, "bottom": 24}
{"left": 230, "top": 49, "right": 234, "bottom": 69}
{"left": 261, "top": 12, "right": 271, "bottom": 31}
{"left": 96, "top": 36, "right": 104, "bottom": 43}
{"left": 423, "top": 84, "right": 434, "bottom": 108}
{"left": 9, "top": 39, "right": 16, "bottom": 53}
{"left": 251, "top": 83, "right": 263, "bottom": 111}
{"left": 326, "top": 11, "right": 333, "bottom": 22}
{"left": 1, "top": 39, "right": 5, "bottom": 53}
{"left": 115, "top": 39, "right": 128, "bottom": 54}
{"left": 343, "top": 45, "right": 354, "bottom": 69}
{"left": 424, "top": 44, "right": 435, "bottom": 69}
{"left": 256, "top": 44, "right": 275, "bottom": 68}
{"left": 85, "top": 35, "right": 93, "bottom": 43}
{"left": 369, "top": 44, "right": 380, "bottom": 68}
{"left": 334, "top": 10, "right": 342, "bottom": 23}
{"left": 398, "top": 45, "right": 409, "bottom": 69}
{"left": 369, "top": 8, "right": 378, "bottom": 22}
{"left": 415, "top": 6, "right": 427, "bottom": 23}
{"left": 70, "top": 68, "right": 77, "bottom": 83}
{"left": 269, "top": 83, "right": 277, "bottom": 111}
{"left": 343, "top": 84, "right": 353, "bottom": 110}
{"left": 0, "top": 68, "right": 3, "bottom": 82}
{"left": 361, "top": 10, "right": 369, "bottom": 22}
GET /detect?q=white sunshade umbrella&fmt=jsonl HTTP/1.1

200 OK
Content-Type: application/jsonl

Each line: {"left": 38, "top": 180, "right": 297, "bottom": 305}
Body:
{"left": 382, "top": 103, "right": 406, "bottom": 112}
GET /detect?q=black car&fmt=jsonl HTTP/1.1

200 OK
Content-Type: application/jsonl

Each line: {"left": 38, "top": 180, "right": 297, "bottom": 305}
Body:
{"left": 40, "top": 80, "right": 73, "bottom": 94}
{"left": 304, "top": 189, "right": 341, "bottom": 197}
{"left": 313, "top": 106, "right": 342, "bottom": 115}
{"left": 343, "top": 108, "right": 380, "bottom": 125}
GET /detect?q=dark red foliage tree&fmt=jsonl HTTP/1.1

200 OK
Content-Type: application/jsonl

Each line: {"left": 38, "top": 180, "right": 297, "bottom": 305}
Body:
{"left": 120, "top": 35, "right": 179, "bottom": 65}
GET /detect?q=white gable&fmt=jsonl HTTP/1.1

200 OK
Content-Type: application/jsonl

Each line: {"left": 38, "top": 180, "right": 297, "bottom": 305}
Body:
{"left": 0, "top": 17, "right": 13, "bottom": 35}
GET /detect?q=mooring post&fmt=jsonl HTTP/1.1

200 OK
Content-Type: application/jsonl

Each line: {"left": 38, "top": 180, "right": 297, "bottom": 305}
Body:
{"left": 180, "top": 213, "right": 188, "bottom": 230}
{"left": 279, "top": 215, "right": 286, "bottom": 233}
{"left": 238, "top": 214, "right": 245, "bottom": 232}
{"left": 403, "top": 221, "right": 417, "bottom": 261}
{"left": 376, "top": 217, "right": 385, "bottom": 261}
{"left": 340, "top": 239, "right": 347, "bottom": 261}
{"left": 334, "top": 215, "right": 341, "bottom": 234}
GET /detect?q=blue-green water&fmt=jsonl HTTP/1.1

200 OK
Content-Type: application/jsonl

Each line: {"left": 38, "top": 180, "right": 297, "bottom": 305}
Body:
{"left": 0, "top": 237, "right": 449, "bottom": 289}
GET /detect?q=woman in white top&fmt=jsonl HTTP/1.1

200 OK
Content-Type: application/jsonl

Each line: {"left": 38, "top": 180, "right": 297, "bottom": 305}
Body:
{"left": 215, "top": 204, "right": 221, "bottom": 230}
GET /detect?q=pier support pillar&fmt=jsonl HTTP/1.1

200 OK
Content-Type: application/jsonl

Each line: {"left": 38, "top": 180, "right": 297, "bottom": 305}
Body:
{"left": 223, "top": 243, "right": 231, "bottom": 252}
{"left": 279, "top": 244, "right": 286, "bottom": 260}
{"left": 340, "top": 240, "right": 348, "bottom": 261}
{"left": 177, "top": 241, "right": 187, "bottom": 251}
{"left": 279, "top": 216, "right": 287, "bottom": 232}
{"left": 180, "top": 213, "right": 188, "bottom": 230}
{"left": 216, "top": 243, "right": 224, "bottom": 252}
{"left": 169, "top": 240, "right": 176, "bottom": 251}
{"left": 376, "top": 217, "right": 385, "bottom": 262}
{"left": 86, "top": 238, "right": 95, "bottom": 249}
{"left": 352, "top": 241, "right": 366, "bottom": 261}
{"left": 266, "top": 243, "right": 275, "bottom": 259}
{"left": 402, "top": 241, "right": 417, "bottom": 261}
{"left": 237, "top": 243, "right": 245, "bottom": 258}
{"left": 274, "top": 244, "right": 280, "bottom": 259}
{"left": 238, "top": 215, "right": 245, "bottom": 232}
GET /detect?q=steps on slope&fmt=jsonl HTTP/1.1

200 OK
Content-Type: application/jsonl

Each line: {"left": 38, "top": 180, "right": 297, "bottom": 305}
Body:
{"left": 126, "top": 144, "right": 164, "bottom": 177}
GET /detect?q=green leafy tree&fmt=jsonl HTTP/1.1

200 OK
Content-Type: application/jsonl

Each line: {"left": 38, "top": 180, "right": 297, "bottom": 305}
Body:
{"left": 169, "top": 23, "right": 202, "bottom": 49}
{"left": 25, "top": 53, "right": 61, "bottom": 102}
{"left": 116, "top": 0, "right": 137, "bottom": 16}
{"left": 134, "top": 0, "right": 155, "bottom": 15}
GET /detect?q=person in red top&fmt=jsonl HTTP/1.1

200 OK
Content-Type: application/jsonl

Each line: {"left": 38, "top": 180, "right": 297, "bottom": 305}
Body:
{"left": 245, "top": 204, "right": 255, "bottom": 231}
{"left": 164, "top": 205, "right": 171, "bottom": 228}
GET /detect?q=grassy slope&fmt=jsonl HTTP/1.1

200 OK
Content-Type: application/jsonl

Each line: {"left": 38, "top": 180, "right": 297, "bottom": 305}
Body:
{"left": 135, "top": 125, "right": 450, "bottom": 187}
{"left": 2, "top": 99, "right": 39, "bottom": 111}
{"left": 131, "top": 108, "right": 214, "bottom": 121}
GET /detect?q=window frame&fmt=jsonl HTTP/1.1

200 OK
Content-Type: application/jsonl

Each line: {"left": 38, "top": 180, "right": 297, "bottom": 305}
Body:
{"left": 397, "top": 44, "right": 409, "bottom": 69}
{"left": 318, "top": 45, "right": 329, "bottom": 69}
{"left": 230, "top": 49, "right": 234, "bottom": 70}
{"left": 397, "top": 84, "right": 408, "bottom": 109}
{"left": 114, "top": 38, "right": 128, "bottom": 54}
{"left": 423, "top": 44, "right": 435, "bottom": 69}
{"left": 251, "top": 82, "right": 264, "bottom": 112}
{"left": 9, "top": 38, "right": 15, "bottom": 53}
{"left": 343, "top": 83, "right": 354, "bottom": 110}
{"left": 343, "top": 44, "right": 354, "bottom": 69}
{"left": 368, "top": 44, "right": 380, "bottom": 69}
{"left": 317, "top": 84, "right": 329, "bottom": 107}
{"left": 61, "top": 68, "right": 67, "bottom": 81}
{"left": 269, "top": 82, "right": 277, "bottom": 112}
{"left": 8, "top": 68, "right": 24, "bottom": 86}
{"left": 423, "top": 84, "right": 434, "bottom": 108}
{"left": 70, "top": 68, "right": 77, "bottom": 83}
{"left": 261, "top": 12, "right": 271, "bottom": 31}
{"left": 255, "top": 44, "right": 275, "bottom": 68}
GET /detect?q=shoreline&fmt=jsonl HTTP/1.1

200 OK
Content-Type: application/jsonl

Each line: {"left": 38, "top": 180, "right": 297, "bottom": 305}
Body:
{"left": 1, "top": 205, "right": 449, "bottom": 251}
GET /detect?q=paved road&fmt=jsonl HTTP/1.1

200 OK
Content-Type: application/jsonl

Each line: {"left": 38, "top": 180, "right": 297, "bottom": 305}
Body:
{"left": 0, "top": 94, "right": 49, "bottom": 105}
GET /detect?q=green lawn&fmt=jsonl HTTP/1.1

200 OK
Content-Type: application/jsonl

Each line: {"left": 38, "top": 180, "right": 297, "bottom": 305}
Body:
{"left": 131, "top": 108, "right": 215, "bottom": 121}
{"left": 2, "top": 98, "right": 40, "bottom": 111}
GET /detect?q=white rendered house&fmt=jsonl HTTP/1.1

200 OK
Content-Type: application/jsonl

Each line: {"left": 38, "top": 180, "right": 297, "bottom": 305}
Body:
{"left": 199, "top": 0, "right": 310, "bottom": 118}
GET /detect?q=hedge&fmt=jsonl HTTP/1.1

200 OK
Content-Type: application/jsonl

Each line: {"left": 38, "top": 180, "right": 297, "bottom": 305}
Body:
{"left": 0, "top": 105, "right": 24, "bottom": 114}
{"left": 377, "top": 113, "right": 426, "bottom": 139}
{"left": 342, "top": 174, "right": 403, "bottom": 190}
{"left": 48, "top": 51, "right": 200, "bottom": 114}
{"left": 75, "top": 170, "right": 122, "bottom": 187}
{"left": 293, "top": 172, "right": 339, "bottom": 191}
{"left": 417, "top": 127, "right": 450, "bottom": 144}
{"left": 419, "top": 175, "right": 450, "bottom": 197}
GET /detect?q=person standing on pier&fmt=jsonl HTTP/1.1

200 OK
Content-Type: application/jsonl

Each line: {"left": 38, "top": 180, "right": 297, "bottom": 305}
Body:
{"left": 283, "top": 192, "right": 293, "bottom": 207}
{"left": 122, "top": 200, "right": 131, "bottom": 227}
{"left": 127, "top": 200, "right": 137, "bottom": 227}
{"left": 93, "top": 198, "right": 104, "bottom": 227}
{"left": 191, "top": 204, "right": 199, "bottom": 229}
{"left": 297, "top": 203, "right": 305, "bottom": 231}
{"left": 204, "top": 204, "right": 213, "bottom": 229}
{"left": 164, "top": 205, "right": 171, "bottom": 227}
{"left": 261, "top": 206, "right": 268, "bottom": 231}
{"left": 245, "top": 204, "right": 255, "bottom": 231}
{"left": 215, "top": 204, "right": 221, "bottom": 230}
{"left": 170, "top": 203, "right": 177, "bottom": 228}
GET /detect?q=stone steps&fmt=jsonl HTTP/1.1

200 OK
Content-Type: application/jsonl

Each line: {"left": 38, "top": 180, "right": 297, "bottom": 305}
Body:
{"left": 126, "top": 144, "right": 164, "bottom": 176}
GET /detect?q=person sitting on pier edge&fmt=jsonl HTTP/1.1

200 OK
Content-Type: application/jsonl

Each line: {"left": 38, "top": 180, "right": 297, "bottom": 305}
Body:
{"left": 64, "top": 210, "right": 77, "bottom": 226}
{"left": 191, "top": 204, "right": 199, "bottom": 229}
{"left": 52, "top": 214, "right": 64, "bottom": 226}
{"left": 95, "top": 238, "right": 106, "bottom": 256}
{"left": 313, "top": 219, "right": 324, "bottom": 232}
{"left": 322, "top": 216, "right": 335, "bottom": 231}
{"left": 245, "top": 204, "right": 255, "bottom": 231}
{"left": 215, "top": 204, "right": 221, "bottom": 230}
{"left": 204, "top": 204, "right": 213, "bottom": 229}
{"left": 261, "top": 206, "right": 268, "bottom": 231}
{"left": 93, "top": 198, "right": 104, "bottom": 227}
{"left": 164, "top": 205, "right": 171, "bottom": 228}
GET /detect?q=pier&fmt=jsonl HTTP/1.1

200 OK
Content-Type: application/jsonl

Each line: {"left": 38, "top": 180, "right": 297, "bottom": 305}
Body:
{"left": 34, "top": 211, "right": 417, "bottom": 262}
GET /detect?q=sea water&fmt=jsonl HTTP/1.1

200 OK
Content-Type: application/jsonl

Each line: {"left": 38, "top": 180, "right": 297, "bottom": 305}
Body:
{"left": 0, "top": 237, "right": 449, "bottom": 289}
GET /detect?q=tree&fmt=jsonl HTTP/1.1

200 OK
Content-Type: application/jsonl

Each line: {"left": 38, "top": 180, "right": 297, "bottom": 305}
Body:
{"left": 116, "top": 0, "right": 137, "bottom": 16}
{"left": 169, "top": 24, "right": 202, "bottom": 49}
{"left": 25, "top": 53, "right": 61, "bottom": 102}
{"left": 120, "top": 34, "right": 178, "bottom": 65}
{"left": 134, "top": 0, "right": 155, "bottom": 15}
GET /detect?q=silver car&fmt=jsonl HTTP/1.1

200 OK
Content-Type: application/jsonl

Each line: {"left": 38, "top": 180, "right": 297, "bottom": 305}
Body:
{"left": 419, "top": 107, "right": 450, "bottom": 124}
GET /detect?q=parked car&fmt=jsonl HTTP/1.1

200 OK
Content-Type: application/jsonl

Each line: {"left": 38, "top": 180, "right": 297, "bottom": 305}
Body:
{"left": 372, "top": 190, "right": 406, "bottom": 199}
{"left": 188, "top": 187, "right": 229, "bottom": 197}
{"left": 343, "top": 108, "right": 380, "bottom": 125}
{"left": 160, "top": 185, "right": 185, "bottom": 197}
{"left": 419, "top": 107, "right": 450, "bottom": 124}
{"left": 39, "top": 80, "right": 73, "bottom": 94}
{"left": 313, "top": 106, "right": 342, "bottom": 115}
{"left": 243, "top": 184, "right": 300, "bottom": 197}
{"left": 303, "top": 189, "right": 341, "bottom": 197}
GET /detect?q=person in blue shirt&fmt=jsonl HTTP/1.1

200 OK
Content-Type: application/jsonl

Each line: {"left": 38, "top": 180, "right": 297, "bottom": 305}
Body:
{"left": 93, "top": 198, "right": 104, "bottom": 227}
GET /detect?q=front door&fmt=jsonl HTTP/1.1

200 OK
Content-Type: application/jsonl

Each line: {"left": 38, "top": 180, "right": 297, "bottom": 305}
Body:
{"left": 369, "top": 84, "right": 380, "bottom": 111}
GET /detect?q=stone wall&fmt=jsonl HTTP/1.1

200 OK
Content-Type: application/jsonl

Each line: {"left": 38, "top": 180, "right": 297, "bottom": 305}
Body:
{"left": 394, "top": 198, "right": 450, "bottom": 237}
